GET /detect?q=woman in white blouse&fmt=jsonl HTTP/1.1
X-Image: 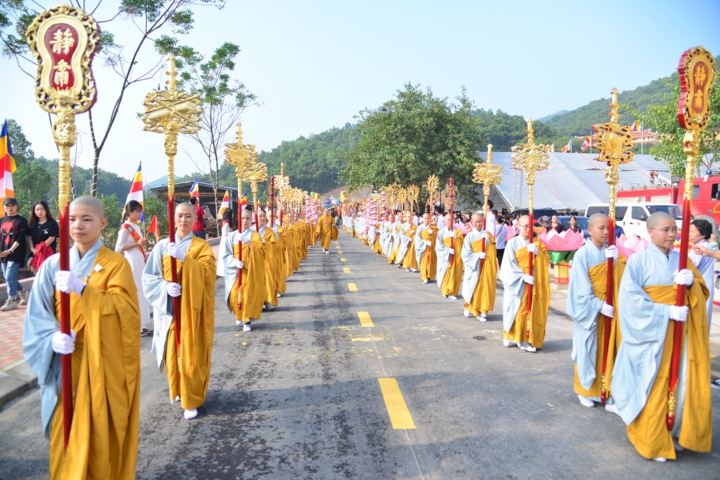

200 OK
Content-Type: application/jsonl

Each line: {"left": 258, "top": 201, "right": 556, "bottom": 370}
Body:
{"left": 115, "top": 200, "right": 152, "bottom": 335}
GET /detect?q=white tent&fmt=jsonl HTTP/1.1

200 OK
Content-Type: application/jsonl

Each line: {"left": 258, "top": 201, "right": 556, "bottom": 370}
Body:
{"left": 481, "top": 152, "right": 670, "bottom": 211}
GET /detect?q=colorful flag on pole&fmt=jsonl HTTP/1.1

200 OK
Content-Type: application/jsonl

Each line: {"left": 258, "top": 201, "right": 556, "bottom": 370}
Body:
{"left": 547, "top": 144, "right": 555, "bottom": 153}
{"left": 581, "top": 136, "right": 591, "bottom": 152}
{"left": 148, "top": 215, "right": 159, "bottom": 243}
{"left": 561, "top": 139, "right": 572, "bottom": 153}
{"left": 240, "top": 192, "right": 248, "bottom": 209}
{"left": 217, "top": 190, "right": 230, "bottom": 218}
{"left": 189, "top": 179, "right": 200, "bottom": 199}
{"left": 631, "top": 122, "right": 640, "bottom": 131}
{"left": 124, "top": 162, "right": 144, "bottom": 221}
{"left": 0, "top": 120, "right": 16, "bottom": 205}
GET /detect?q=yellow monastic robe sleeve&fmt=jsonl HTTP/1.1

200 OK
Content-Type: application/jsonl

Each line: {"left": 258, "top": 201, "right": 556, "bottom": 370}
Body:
{"left": 49, "top": 247, "right": 141, "bottom": 480}
{"left": 263, "top": 228, "right": 279, "bottom": 306}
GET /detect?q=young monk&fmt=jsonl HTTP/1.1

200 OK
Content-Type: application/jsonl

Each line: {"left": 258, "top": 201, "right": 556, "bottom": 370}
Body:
{"left": 567, "top": 213, "right": 623, "bottom": 414}
{"left": 612, "top": 211, "right": 711, "bottom": 462}
{"left": 143, "top": 202, "right": 216, "bottom": 420}
{"left": 23, "top": 196, "right": 141, "bottom": 479}
{"left": 223, "top": 208, "right": 266, "bottom": 331}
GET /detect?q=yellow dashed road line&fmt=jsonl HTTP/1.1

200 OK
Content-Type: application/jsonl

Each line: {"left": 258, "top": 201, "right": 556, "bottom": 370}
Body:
{"left": 357, "top": 311, "right": 374, "bottom": 327}
{"left": 378, "top": 378, "right": 416, "bottom": 429}
{"left": 343, "top": 268, "right": 351, "bottom": 273}
{"left": 348, "top": 283, "right": 358, "bottom": 292}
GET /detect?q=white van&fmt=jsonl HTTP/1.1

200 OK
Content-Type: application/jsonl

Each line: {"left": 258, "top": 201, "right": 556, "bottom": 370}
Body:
{"left": 584, "top": 202, "right": 683, "bottom": 240}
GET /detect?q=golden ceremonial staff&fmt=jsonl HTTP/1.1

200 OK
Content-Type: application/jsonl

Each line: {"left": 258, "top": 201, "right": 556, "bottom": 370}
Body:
{"left": 407, "top": 185, "right": 419, "bottom": 214}
{"left": 473, "top": 144, "right": 503, "bottom": 274}
{"left": 425, "top": 175, "right": 439, "bottom": 214}
{"left": 244, "top": 146, "right": 268, "bottom": 228}
{"left": 26, "top": 5, "right": 100, "bottom": 450}
{"left": 592, "top": 88, "right": 634, "bottom": 404}
{"left": 141, "top": 55, "right": 202, "bottom": 379}
{"left": 668, "top": 47, "right": 716, "bottom": 430}
{"left": 225, "top": 123, "right": 252, "bottom": 311}
{"left": 511, "top": 120, "right": 550, "bottom": 336}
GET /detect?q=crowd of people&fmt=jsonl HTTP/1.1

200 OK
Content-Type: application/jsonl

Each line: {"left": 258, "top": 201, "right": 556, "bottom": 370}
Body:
{"left": 13, "top": 195, "right": 323, "bottom": 478}
{"left": 342, "top": 202, "right": 715, "bottom": 464}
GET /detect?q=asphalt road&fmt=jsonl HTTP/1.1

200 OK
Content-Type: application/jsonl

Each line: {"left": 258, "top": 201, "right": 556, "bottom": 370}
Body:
{"left": 1, "top": 231, "right": 719, "bottom": 479}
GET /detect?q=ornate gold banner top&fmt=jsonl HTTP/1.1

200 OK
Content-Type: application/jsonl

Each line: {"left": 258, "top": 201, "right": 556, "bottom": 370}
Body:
{"left": 26, "top": 5, "right": 100, "bottom": 113}
{"left": 678, "top": 46, "right": 716, "bottom": 131}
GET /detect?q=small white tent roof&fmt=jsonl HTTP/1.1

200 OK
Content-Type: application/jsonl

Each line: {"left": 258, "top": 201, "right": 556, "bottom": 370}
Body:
{"left": 481, "top": 152, "right": 670, "bottom": 211}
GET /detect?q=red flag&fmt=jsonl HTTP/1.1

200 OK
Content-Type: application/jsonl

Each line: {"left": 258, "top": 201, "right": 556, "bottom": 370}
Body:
{"left": 149, "top": 215, "right": 159, "bottom": 242}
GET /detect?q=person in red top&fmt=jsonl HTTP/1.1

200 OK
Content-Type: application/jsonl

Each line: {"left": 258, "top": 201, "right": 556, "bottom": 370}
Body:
{"left": 189, "top": 197, "right": 206, "bottom": 239}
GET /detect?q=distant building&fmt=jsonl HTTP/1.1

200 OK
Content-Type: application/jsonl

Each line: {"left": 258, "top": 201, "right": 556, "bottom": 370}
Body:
{"left": 630, "top": 130, "right": 659, "bottom": 145}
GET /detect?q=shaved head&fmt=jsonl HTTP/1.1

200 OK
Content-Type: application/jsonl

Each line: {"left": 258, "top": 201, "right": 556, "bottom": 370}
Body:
{"left": 71, "top": 196, "right": 105, "bottom": 218}
{"left": 588, "top": 213, "right": 608, "bottom": 229}
{"left": 647, "top": 211, "right": 673, "bottom": 229}
{"left": 176, "top": 202, "right": 196, "bottom": 216}
{"left": 471, "top": 213, "right": 482, "bottom": 222}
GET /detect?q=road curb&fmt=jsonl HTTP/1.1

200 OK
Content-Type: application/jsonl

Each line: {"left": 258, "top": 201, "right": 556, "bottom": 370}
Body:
{"left": 0, "top": 359, "right": 37, "bottom": 407}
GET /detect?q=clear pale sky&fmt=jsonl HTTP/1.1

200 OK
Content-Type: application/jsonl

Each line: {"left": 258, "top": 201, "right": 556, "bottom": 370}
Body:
{"left": 3, "top": 0, "right": 720, "bottom": 184}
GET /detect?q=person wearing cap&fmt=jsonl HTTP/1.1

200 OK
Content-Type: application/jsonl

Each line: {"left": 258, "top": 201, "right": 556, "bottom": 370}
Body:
{"left": 1, "top": 197, "right": 28, "bottom": 311}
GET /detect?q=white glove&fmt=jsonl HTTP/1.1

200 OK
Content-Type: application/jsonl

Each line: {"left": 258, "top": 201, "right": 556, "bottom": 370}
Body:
{"left": 526, "top": 243, "right": 538, "bottom": 255}
{"left": 669, "top": 305, "right": 688, "bottom": 322}
{"left": 448, "top": 231, "right": 455, "bottom": 238}
{"left": 523, "top": 274, "right": 534, "bottom": 285}
{"left": 600, "top": 303, "right": 614, "bottom": 318}
{"left": 480, "top": 231, "right": 489, "bottom": 241}
{"left": 231, "top": 259, "right": 244, "bottom": 269}
{"left": 52, "top": 330, "right": 76, "bottom": 355}
{"left": 166, "top": 282, "right": 182, "bottom": 298}
{"left": 425, "top": 240, "right": 432, "bottom": 248}
{"left": 605, "top": 245, "right": 618, "bottom": 261}
{"left": 54, "top": 270, "right": 86, "bottom": 296}
{"left": 449, "top": 248, "right": 455, "bottom": 255}
{"left": 478, "top": 251, "right": 486, "bottom": 260}
{"left": 428, "top": 229, "right": 433, "bottom": 235}
{"left": 167, "top": 242, "right": 186, "bottom": 262}
{"left": 673, "top": 269, "right": 693, "bottom": 286}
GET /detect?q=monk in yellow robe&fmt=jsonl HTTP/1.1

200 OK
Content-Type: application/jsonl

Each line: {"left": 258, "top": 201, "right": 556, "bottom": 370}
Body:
{"left": 143, "top": 202, "right": 216, "bottom": 420}
{"left": 436, "top": 212, "right": 465, "bottom": 300}
{"left": 316, "top": 209, "right": 334, "bottom": 253}
{"left": 461, "top": 212, "right": 497, "bottom": 320}
{"left": 24, "top": 196, "right": 141, "bottom": 479}
{"left": 275, "top": 220, "right": 288, "bottom": 295}
{"left": 612, "top": 212, "right": 711, "bottom": 462}
{"left": 258, "top": 209, "right": 279, "bottom": 309}
{"left": 401, "top": 217, "right": 419, "bottom": 272}
{"left": 222, "top": 208, "right": 266, "bottom": 331}
{"left": 499, "top": 215, "right": 550, "bottom": 352}
{"left": 414, "top": 212, "right": 438, "bottom": 284}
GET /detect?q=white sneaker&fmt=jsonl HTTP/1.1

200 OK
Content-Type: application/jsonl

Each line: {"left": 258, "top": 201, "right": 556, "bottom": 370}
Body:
{"left": 264, "top": 303, "right": 276, "bottom": 310}
{"left": 463, "top": 308, "right": 471, "bottom": 317}
{"left": 397, "top": 264, "right": 403, "bottom": 268}
{"left": 523, "top": 344, "right": 537, "bottom": 353}
{"left": 423, "top": 279, "right": 429, "bottom": 284}
{"left": 184, "top": 409, "right": 198, "bottom": 420}
{"left": 653, "top": 457, "right": 667, "bottom": 463}
{"left": 411, "top": 269, "right": 418, "bottom": 273}
{"left": 1, "top": 298, "right": 17, "bottom": 311}
{"left": 324, "top": 250, "right": 329, "bottom": 254}
{"left": 243, "top": 323, "right": 252, "bottom": 332}
{"left": 277, "top": 293, "right": 283, "bottom": 298}
{"left": 16, "top": 290, "right": 27, "bottom": 306}
{"left": 171, "top": 395, "right": 180, "bottom": 404}
{"left": 503, "top": 339, "right": 515, "bottom": 348}
{"left": 448, "top": 295, "right": 457, "bottom": 300}
{"left": 443, "top": 294, "right": 448, "bottom": 298}
{"left": 236, "top": 320, "right": 243, "bottom": 326}
{"left": 405, "top": 268, "right": 411, "bottom": 272}
{"left": 604, "top": 403, "right": 621, "bottom": 416}
{"left": 477, "top": 315, "right": 487, "bottom": 323}
{"left": 578, "top": 395, "right": 595, "bottom": 408}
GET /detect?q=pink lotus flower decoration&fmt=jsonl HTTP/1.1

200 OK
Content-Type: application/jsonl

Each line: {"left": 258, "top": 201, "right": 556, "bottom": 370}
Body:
{"left": 539, "top": 229, "right": 585, "bottom": 252}
{"left": 616, "top": 234, "right": 649, "bottom": 259}
{"left": 455, "top": 223, "right": 472, "bottom": 235}
{"left": 505, "top": 225, "right": 518, "bottom": 240}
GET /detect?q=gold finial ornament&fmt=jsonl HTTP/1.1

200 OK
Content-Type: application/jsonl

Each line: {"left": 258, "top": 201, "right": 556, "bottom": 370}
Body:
{"left": 473, "top": 144, "right": 503, "bottom": 211}
{"left": 593, "top": 88, "right": 634, "bottom": 222}
{"left": 406, "top": 185, "right": 419, "bottom": 211}
{"left": 424, "top": 175, "right": 440, "bottom": 210}
{"left": 225, "top": 122, "right": 253, "bottom": 206}
{"left": 141, "top": 55, "right": 202, "bottom": 200}
{"left": 511, "top": 119, "right": 550, "bottom": 213}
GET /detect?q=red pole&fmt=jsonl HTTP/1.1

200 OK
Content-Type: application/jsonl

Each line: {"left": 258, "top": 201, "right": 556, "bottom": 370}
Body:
{"left": 448, "top": 179, "right": 455, "bottom": 266}
{"left": 58, "top": 204, "right": 72, "bottom": 450}
{"left": 667, "top": 198, "right": 691, "bottom": 429}
{"left": 526, "top": 212, "right": 534, "bottom": 338}
{"left": 167, "top": 197, "right": 182, "bottom": 358}
{"left": 600, "top": 217, "right": 615, "bottom": 404}
{"left": 479, "top": 215, "right": 487, "bottom": 273}
{"left": 270, "top": 177, "right": 275, "bottom": 227}
{"left": 237, "top": 194, "right": 243, "bottom": 310}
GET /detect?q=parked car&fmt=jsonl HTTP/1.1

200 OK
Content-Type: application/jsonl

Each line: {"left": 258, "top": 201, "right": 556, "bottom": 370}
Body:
{"left": 509, "top": 208, "right": 559, "bottom": 220}
{"left": 557, "top": 215, "right": 590, "bottom": 239}
{"left": 585, "top": 202, "right": 682, "bottom": 240}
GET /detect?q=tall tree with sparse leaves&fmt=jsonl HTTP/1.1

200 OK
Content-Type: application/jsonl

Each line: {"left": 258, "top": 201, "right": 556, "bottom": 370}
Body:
{"left": 0, "top": 0, "right": 227, "bottom": 197}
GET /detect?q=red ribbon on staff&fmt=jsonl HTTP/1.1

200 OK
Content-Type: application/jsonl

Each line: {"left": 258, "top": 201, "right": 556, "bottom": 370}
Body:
{"left": 58, "top": 203, "right": 72, "bottom": 449}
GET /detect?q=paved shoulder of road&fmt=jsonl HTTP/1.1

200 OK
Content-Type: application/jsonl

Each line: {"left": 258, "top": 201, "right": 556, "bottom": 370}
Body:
{"left": 0, "top": 231, "right": 718, "bottom": 479}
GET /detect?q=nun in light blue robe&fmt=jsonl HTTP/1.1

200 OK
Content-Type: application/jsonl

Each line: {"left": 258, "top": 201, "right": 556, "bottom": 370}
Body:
{"left": 380, "top": 221, "right": 394, "bottom": 256}
{"left": 611, "top": 243, "right": 689, "bottom": 433}
{"left": 499, "top": 234, "right": 530, "bottom": 340}
{"left": 566, "top": 240, "right": 607, "bottom": 398}
{"left": 396, "top": 221, "right": 413, "bottom": 263}
{"left": 460, "top": 228, "right": 484, "bottom": 302}
{"left": 414, "top": 223, "right": 433, "bottom": 268}
{"left": 22, "top": 240, "right": 103, "bottom": 437}
{"left": 142, "top": 233, "right": 194, "bottom": 370}
{"left": 435, "top": 225, "right": 455, "bottom": 288}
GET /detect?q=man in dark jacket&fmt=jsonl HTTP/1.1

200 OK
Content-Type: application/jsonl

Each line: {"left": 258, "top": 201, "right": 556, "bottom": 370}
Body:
{"left": 1, "top": 197, "right": 28, "bottom": 311}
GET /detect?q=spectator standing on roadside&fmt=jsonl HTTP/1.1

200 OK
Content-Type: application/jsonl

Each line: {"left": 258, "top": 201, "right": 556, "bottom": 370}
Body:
{"left": 189, "top": 196, "right": 206, "bottom": 239}
{"left": 27, "top": 200, "right": 58, "bottom": 273}
{"left": 1, "top": 197, "right": 28, "bottom": 311}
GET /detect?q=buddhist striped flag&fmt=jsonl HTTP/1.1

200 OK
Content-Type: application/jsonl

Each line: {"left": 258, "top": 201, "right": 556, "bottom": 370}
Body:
{"left": 547, "top": 144, "right": 555, "bottom": 153}
{"left": 240, "top": 192, "right": 248, "bottom": 209}
{"left": 0, "top": 120, "right": 16, "bottom": 205}
{"left": 217, "top": 190, "right": 230, "bottom": 218}
{"left": 124, "top": 162, "right": 144, "bottom": 221}
{"left": 580, "top": 136, "right": 591, "bottom": 152}
{"left": 561, "top": 139, "right": 572, "bottom": 153}
{"left": 189, "top": 179, "right": 200, "bottom": 199}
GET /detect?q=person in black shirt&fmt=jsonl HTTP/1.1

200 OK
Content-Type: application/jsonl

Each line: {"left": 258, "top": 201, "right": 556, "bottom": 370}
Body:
{"left": 1, "top": 197, "right": 28, "bottom": 311}
{"left": 27, "top": 200, "right": 58, "bottom": 272}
